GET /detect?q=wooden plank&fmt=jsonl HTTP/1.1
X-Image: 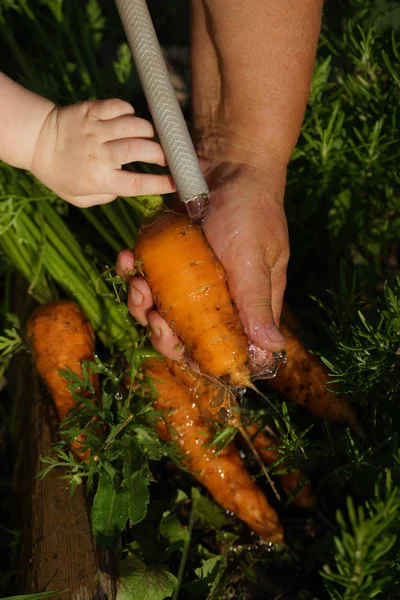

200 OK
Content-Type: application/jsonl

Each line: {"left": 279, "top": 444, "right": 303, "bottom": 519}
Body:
{"left": 9, "top": 287, "right": 117, "bottom": 599}
{"left": 25, "top": 388, "right": 100, "bottom": 599}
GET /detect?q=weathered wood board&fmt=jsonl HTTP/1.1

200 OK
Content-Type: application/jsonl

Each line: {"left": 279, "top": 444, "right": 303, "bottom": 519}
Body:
{"left": 9, "top": 289, "right": 117, "bottom": 599}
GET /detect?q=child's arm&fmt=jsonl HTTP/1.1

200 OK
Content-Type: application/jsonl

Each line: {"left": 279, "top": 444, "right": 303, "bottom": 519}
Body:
{"left": 0, "top": 72, "right": 55, "bottom": 170}
{"left": 0, "top": 72, "right": 175, "bottom": 206}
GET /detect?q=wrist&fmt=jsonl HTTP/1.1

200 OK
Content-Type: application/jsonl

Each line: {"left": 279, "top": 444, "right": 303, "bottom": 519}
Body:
{"left": 23, "top": 98, "right": 56, "bottom": 172}
{"left": 194, "top": 124, "right": 288, "bottom": 201}
{"left": 194, "top": 120, "right": 291, "bottom": 173}
{"left": 0, "top": 73, "right": 56, "bottom": 171}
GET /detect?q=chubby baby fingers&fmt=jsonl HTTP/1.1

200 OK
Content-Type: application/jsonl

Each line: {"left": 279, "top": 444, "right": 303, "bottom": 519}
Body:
{"left": 98, "top": 115, "right": 154, "bottom": 142}
{"left": 105, "top": 138, "right": 167, "bottom": 168}
{"left": 89, "top": 98, "right": 135, "bottom": 120}
{"left": 105, "top": 169, "right": 176, "bottom": 197}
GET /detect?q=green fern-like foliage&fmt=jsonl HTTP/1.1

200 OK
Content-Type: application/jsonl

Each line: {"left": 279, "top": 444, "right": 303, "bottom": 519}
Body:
{"left": 322, "top": 469, "right": 400, "bottom": 599}
{"left": 286, "top": 0, "right": 400, "bottom": 305}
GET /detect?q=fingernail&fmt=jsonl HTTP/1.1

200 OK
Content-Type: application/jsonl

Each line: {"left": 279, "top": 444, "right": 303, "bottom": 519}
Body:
{"left": 251, "top": 323, "right": 286, "bottom": 347}
{"left": 264, "top": 323, "right": 286, "bottom": 344}
{"left": 150, "top": 324, "right": 162, "bottom": 339}
{"left": 130, "top": 288, "right": 143, "bottom": 306}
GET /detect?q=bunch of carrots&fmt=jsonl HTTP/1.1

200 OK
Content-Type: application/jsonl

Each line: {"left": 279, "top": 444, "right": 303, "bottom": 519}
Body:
{"left": 26, "top": 210, "right": 364, "bottom": 546}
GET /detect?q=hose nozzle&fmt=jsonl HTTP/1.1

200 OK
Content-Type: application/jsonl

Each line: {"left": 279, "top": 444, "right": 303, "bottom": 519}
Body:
{"left": 185, "top": 194, "right": 209, "bottom": 224}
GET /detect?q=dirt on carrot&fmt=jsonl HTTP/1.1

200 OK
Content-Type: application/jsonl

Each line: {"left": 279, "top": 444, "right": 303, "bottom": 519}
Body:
{"left": 268, "top": 321, "right": 365, "bottom": 439}
{"left": 166, "top": 358, "right": 315, "bottom": 508}
{"left": 165, "top": 358, "right": 241, "bottom": 428}
{"left": 134, "top": 211, "right": 252, "bottom": 388}
{"left": 141, "top": 357, "right": 284, "bottom": 543}
{"left": 26, "top": 300, "right": 100, "bottom": 459}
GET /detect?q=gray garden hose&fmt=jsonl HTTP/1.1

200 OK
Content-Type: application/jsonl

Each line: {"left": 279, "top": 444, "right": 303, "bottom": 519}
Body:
{"left": 115, "top": 0, "right": 209, "bottom": 222}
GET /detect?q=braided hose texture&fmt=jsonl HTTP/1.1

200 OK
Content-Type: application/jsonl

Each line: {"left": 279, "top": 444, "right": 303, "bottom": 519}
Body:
{"left": 115, "top": 0, "right": 209, "bottom": 203}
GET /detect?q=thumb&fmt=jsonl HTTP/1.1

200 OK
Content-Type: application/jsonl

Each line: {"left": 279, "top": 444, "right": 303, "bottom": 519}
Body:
{"left": 225, "top": 250, "right": 287, "bottom": 352}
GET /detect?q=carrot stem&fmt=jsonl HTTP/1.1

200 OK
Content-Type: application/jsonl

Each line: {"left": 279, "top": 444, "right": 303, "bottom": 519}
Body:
{"left": 239, "top": 426, "right": 281, "bottom": 501}
{"left": 103, "top": 414, "right": 134, "bottom": 451}
{"left": 0, "top": 23, "right": 47, "bottom": 96}
{"left": 0, "top": 228, "right": 53, "bottom": 304}
{"left": 100, "top": 203, "right": 136, "bottom": 249}
{"left": 18, "top": 210, "right": 98, "bottom": 315}
{"left": 172, "top": 488, "right": 199, "bottom": 600}
{"left": 17, "top": 208, "right": 139, "bottom": 349}
{"left": 81, "top": 208, "right": 124, "bottom": 254}
{"left": 73, "top": 0, "right": 104, "bottom": 97}
{"left": 28, "top": 209, "right": 47, "bottom": 297}
{"left": 116, "top": 197, "right": 138, "bottom": 240}
{"left": 38, "top": 202, "right": 99, "bottom": 285}
{"left": 62, "top": 19, "right": 94, "bottom": 94}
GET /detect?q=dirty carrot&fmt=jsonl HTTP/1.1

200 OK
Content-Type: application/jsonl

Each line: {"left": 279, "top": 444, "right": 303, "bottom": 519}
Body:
{"left": 26, "top": 300, "right": 100, "bottom": 459}
{"left": 166, "top": 358, "right": 285, "bottom": 499}
{"left": 167, "top": 358, "right": 314, "bottom": 507}
{"left": 267, "top": 321, "right": 365, "bottom": 439}
{"left": 142, "top": 357, "right": 283, "bottom": 543}
{"left": 134, "top": 211, "right": 251, "bottom": 387}
{"left": 165, "top": 358, "right": 241, "bottom": 428}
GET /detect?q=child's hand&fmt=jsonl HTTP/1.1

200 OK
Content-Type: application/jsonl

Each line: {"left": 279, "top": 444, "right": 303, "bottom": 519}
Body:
{"left": 31, "top": 98, "right": 175, "bottom": 207}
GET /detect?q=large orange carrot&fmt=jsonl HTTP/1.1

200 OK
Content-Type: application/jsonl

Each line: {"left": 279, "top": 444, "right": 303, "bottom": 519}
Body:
{"left": 26, "top": 300, "right": 99, "bottom": 459}
{"left": 142, "top": 357, "right": 283, "bottom": 543}
{"left": 267, "top": 321, "right": 364, "bottom": 439}
{"left": 135, "top": 211, "right": 251, "bottom": 387}
{"left": 166, "top": 359, "right": 315, "bottom": 508}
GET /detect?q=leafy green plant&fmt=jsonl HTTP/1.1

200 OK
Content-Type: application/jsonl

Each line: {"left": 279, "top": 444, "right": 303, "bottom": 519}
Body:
{"left": 286, "top": 0, "right": 400, "bottom": 307}
{"left": 321, "top": 469, "right": 400, "bottom": 598}
{"left": 117, "top": 555, "right": 177, "bottom": 600}
{"left": 36, "top": 354, "right": 167, "bottom": 542}
{"left": 0, "top": 314, "right": 24, "bottom": 380}
{"left": 313, "top": 271, "right": 400, "bottom": 448}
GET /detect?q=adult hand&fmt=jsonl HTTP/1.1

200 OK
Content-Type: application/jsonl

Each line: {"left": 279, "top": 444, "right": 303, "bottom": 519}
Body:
{"left": 201, "top": 161, "right": 289, "bottom": 350}
{"left": 116, "top": 159, "right": 289, "bottom": 363}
